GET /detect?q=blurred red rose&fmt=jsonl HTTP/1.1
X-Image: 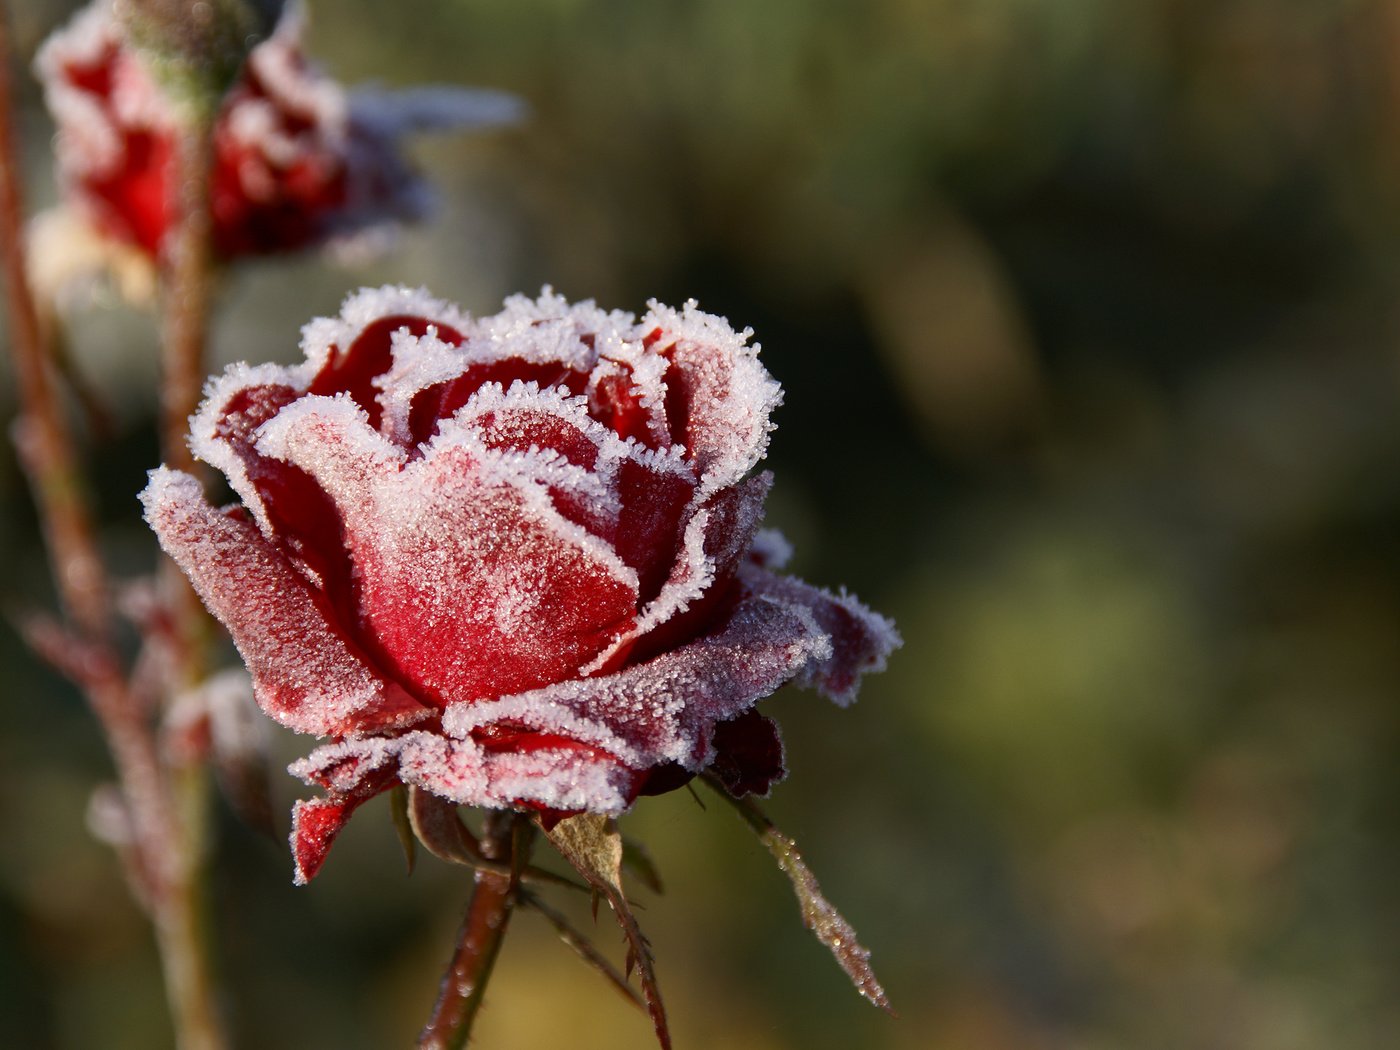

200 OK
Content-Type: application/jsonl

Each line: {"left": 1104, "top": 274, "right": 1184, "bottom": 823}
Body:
{"left": 35, "top": 1, "right": 519, "bottom": 260}
{"left": 143, "top": 286, "right": 898, "bottom": 882}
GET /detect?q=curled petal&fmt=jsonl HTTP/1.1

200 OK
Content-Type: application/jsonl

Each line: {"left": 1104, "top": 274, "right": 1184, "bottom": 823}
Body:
{"left": 740, "top": 565, "right": 903, "bottom": 706}
{"left": 141, "top": 468, "right": 429, "bottom": 735}
{"left": 641, "top": 299, "right": 782, "bottom": 492}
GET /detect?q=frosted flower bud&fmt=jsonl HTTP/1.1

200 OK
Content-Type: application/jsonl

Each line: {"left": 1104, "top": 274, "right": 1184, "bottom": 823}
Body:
{"left": 35, "top": 1, "right": 523, "bottom": 264}
{"left": 141, "top": 286, "right": 900, "bottom": 883}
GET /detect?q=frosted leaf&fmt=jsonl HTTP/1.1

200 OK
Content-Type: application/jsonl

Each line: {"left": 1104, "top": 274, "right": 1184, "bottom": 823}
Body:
{"left": 709, "top": 785, "right": 893, "bottom": 1014}
{"left": 544, "top": 814, "right": 672, "bottom": 1050}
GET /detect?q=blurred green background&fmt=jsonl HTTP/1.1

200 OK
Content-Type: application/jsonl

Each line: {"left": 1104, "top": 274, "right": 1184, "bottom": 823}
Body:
{"left": 4, "top": 0, "right": 1400, "bottom": 1047}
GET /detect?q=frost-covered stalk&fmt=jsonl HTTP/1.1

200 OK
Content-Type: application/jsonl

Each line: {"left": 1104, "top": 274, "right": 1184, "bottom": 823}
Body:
{"left": 419, "top": 813, "right": 532, "bottom": 1050}
{"left": 1, "top": 6, "right": 229, "bottom": 1050}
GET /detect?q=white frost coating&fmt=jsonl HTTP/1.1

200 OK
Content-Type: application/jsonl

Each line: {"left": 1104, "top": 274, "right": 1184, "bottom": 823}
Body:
{"left": 376, "top": 326, "right": 470, "bottom": 444}
{"left": 387, "top": 733, "right": 636, "bottom": 813}
{"left": 448, "top": 378, "right": 689, "bottom": 490}
{"left": 749, "top": 528, "right": 794, "bottom": 570}
{"left": 396, "top": 419, "right": 640, "bottom": 596}
{"left": 254, "top": 393, "right": 407, "bottom": 514}
{"left": 188, "top": 361, "right": 310, "bottom": 537}
{"left": 289, "top": 736, "right": 399, "bottom": 793}
{"left": 394, "top": 732, "right": 488, "bottom": 800}
{"left": 641, "top": 298, "right": 783, "bottom": 493}
{"left": 484, "top": 286, "right": 634, "bottom": 355}
{"left": 300, "top": 285, "right": 472, "bottom": 371}
{"left": 478, "top": 747, "right": 634, "bottom": 813}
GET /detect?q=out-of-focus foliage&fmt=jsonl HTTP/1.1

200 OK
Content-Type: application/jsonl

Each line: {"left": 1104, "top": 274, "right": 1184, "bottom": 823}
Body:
{"left": 4, "top": 1, "right": 1400, "bottom": 1047}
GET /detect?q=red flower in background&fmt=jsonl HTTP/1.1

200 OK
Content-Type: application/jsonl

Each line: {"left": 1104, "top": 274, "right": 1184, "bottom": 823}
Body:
{"left": 35, "top": 1, "right": 519, "bottom": 260}
{"left": 143, "top": 287, "right": 898, "bottom": 883}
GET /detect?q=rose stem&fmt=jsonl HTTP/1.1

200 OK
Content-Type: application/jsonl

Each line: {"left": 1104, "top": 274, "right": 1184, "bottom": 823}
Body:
{"left": 419, "top": 813, "right": 534, "bottom": 1050}
{"left": 0, "top": 9, "right": 228, "bottom": 1049}
{"left": 151, "top": 83, "right": 230, "bottom": 1050}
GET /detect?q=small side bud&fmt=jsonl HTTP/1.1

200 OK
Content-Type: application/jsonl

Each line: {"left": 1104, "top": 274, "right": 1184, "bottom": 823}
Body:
{"left": 114, "top": 0, "right": 284, "bottom": 116}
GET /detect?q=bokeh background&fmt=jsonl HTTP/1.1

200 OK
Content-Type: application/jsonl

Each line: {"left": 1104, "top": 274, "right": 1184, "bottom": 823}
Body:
{"left": 4, "top": 1, "right": 1400, "bottom": 1047}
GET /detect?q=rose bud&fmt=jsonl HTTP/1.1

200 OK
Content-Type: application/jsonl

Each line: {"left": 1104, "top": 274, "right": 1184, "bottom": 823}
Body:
{"left": 33, "top": 1, "right": 521, "bottom": 264}
{"left": 142, "top": 286, "right": 899, "bottom": 883}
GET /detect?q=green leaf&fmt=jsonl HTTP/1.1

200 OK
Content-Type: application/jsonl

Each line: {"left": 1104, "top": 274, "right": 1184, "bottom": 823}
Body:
{"left": 703, "top": 775, "right": 895, "bottom": 1015}
{"left": 543, "top": 814, "right": 672, "bottom": 1050}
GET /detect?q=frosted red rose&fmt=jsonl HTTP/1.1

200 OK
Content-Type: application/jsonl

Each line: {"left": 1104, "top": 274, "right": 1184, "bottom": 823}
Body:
{"left": 36, "top": 1, "right": 518, "bottom": 260}
{"left": 142, "top": 287, "right": 898, "bottom": 882}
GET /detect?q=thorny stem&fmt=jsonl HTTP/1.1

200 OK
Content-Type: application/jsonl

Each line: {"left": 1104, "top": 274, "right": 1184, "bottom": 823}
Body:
{"left": 419, "top": 813, "right": 534, "bottom": 1050}
{"left": 0, "top": 10, "right": 228, "bottom": 1049}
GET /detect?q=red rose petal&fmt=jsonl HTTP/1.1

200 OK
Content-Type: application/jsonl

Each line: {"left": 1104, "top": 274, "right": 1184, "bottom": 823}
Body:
{"left": 709, "top": 709, "right": 786, "bottom": 798}
{"left": 141, "top": 468, "right": 429, "bottom": 735}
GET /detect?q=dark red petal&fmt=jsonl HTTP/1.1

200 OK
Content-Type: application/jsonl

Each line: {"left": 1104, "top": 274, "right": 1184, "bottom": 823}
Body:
{"left": 407, "top": 361, "right": 585, "bottom": 448}
{"left": 709, "top": 709, "right": 785, "bottom": 798}
{"left": 308, "top": 315, "right": 462, "bottom": 428}
{"left": 290, "top": 789, "right": 387, "bottom": 884}
{"left": 141, "top": 468, "right": 430, "bottom": 735}
{"left": 620, "top": 473, "right": 772, "bottom": 669}
{"left": 610, "top": 457, "right": 696, "bottom": 605}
